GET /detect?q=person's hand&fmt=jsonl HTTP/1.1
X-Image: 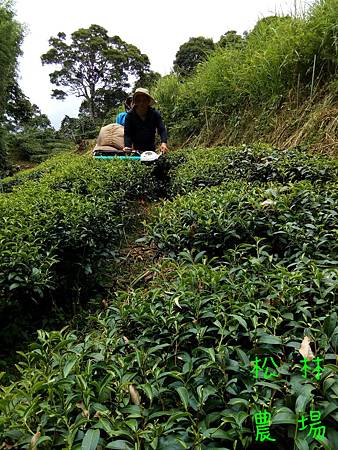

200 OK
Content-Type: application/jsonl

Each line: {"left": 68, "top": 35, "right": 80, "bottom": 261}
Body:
{"left": 160, "top": 143, "right": 169, "bottom": 154}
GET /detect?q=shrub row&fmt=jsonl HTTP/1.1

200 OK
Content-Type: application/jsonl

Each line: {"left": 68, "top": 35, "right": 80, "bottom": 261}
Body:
{"left": 0, "top": 153, "right": 79, "bottom": 192}
{"left": 0, "top": 257, "right": 336, "bottom": 449}
{"left": 0, "top": 184, "right": 121, "bottom": 303}
{"left": 165, "top": 146, "right": 338, "bottom": 196}
{"left": 3, "top": 146, "right": 337, "bottom": 199}
{"left": 1, "top": 147, "right": 337, "bottom": 450}
{"left": 0, "top": 153, "right": 160, "bottom": 307}
{"left": 0, "top": 152, "right": 160, "bottom": 197}
{"left": 147, "top": 180, "right": 338, "bottom": 265}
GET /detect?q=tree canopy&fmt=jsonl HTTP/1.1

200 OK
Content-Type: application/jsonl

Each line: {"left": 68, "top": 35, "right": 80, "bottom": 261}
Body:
{"left": 0, "top": 0, "right": 23, "bottom": 174}
{"left": 218, "top": 30, "right": 244, "bottom": 49}
{"left": 173, "top": 36, "right": 215, "bottom": 77}
{"left": 0, "top": 1, "right": 22, "bottom": 114}
{"left": 41, "top": 24, "right": 152, "bottom": 119}
{"left": 5, "top": 80, "right": 52, "bottom": 132}
{"left": 134, "top": 70, "right": 161, "bottom": 91}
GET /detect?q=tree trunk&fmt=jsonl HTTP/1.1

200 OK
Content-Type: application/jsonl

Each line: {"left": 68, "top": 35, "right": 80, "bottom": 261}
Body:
{"left": 89, "top": 96, "right": 96, "bottom": 119}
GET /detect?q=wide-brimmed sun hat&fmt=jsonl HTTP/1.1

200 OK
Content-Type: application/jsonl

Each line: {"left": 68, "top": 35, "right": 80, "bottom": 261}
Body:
{"left": 133, "top": 87, "right": 156, "bottom": 105}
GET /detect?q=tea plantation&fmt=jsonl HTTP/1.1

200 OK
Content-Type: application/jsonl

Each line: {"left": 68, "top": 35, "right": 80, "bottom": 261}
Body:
{"left": 0, "top": 147, "right": 337, "bottom": 450}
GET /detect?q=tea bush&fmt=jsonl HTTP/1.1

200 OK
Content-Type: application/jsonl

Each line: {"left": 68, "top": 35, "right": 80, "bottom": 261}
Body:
{"left": 0, "top": 153, "right": 77, "bottom": 193}
{"left": 166, "top": 146, "right": 338, "bottom": 196}
{"left": 0, "top": 257, "right": 336, "bottom": 449}
{"left": 36, "top": 155, "right": 159, "bottom": 200}
{"left": 1, "top": 143, "right": 337, "bottom": 449}
{"left": 0, "top": 154, "right": 162, "bottom": 307}
{"left": 0, "top": 152, "right": 160, "bottom": 198}
{"left": 0, "top": 183, "right": 122, "bottom": 305}
{"left": 147, "top": 181, "right": 338, "bottom": 264}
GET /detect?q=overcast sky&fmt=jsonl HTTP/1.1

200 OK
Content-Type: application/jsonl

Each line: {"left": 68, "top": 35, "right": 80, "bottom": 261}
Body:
{"left": 14, "top": 0, "right": 314, "bottom": 128}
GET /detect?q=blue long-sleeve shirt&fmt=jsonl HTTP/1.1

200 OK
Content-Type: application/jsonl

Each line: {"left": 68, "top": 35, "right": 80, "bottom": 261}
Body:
{"left": 124, "top": 107, "right": 167, "bottom": 152}
{"left": 116, "top": 111, "right": 127, "bottom": 126}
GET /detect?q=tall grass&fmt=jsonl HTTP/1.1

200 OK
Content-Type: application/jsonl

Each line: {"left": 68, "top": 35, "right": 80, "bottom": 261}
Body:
{"left": 154, "top": 0, "right": 338, "bottom": 147}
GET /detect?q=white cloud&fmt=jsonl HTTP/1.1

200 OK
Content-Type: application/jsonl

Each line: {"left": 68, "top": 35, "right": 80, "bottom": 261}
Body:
{"left": 14, "top": 0, "right": 314, "bottom": 129}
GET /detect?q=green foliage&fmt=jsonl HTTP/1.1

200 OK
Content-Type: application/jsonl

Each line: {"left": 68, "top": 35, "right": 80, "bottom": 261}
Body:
{"left": 0, "top": 0, "right": 23, "bottom": 174}
{"left": 217, "top": 30, "right": 244, "bottom": 49}
{"left": 0, "top": 1, "right": 22, "bottom": 115}
{"left": 0, "top": 125, "right": 9, "bottom": 175}
{"left": 0, "top": 140, "right": 337, "bottom": 449}
{"left": 166, "top": 146, "right": 338, "bottom": 196}
{"left": 303, "top": 0, "right": 338, "bottom": 81}
{"left": 173, "top": 36, "right": 215, "bottom": 77}
{"left": 0, "top": 183, "right": 118, "bottom": 301}
{"left": 0, "top": 256, "right": 336, "bottom": 448}
{"left": 41, "top": 25, "right": 152, "bottom": 119}
{"left": 0, "top": 182, "right": 120, "bottom": 306}
{"left": 7, "top": 127, "right": 74, "bottom": 162}
{"left": 4, "top": 80, "right": 34, "bottom": 130}
{"left": 59, "top": 114, "right": 100, "bottom": 143}
{"left": 0, "top": 152, "right": 76, "bottom": 191}
{"left": 78, "top": 88, "right": 126, "bottom": 121}
{"left": 0, "top": 153, "right": 160, "bottom": 307}
{"left": 147, "top": 180, "right": 338, "bottom": 265}
{"left": 155, "top": 0, "right": 338, "bottom": 146}
{"left": 4, "top": 82, "right": 52, "bottom": 131}
{"left": 2, "top": 79, "right": 65, "bottom": 164}
{"left": 152, "top": 75, "right": 181, "bottom": 138}
{"left": 134, "top": 70, "right": 161, "bottom": 91}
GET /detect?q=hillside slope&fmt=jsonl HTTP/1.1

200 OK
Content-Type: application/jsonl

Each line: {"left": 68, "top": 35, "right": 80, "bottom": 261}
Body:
{"left": 154, "top": 0, "right": 338, "bottom": 154}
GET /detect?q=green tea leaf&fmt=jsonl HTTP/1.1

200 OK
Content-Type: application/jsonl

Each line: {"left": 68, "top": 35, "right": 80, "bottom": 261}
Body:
{"left": 106, "top": 440, "right": 133, "bottom": 449}
{"left": 323, "top": 312, "right": 337, "bottom": 337}
{"left": 63, "top": 356, "right": 78, "bottom": 377}
{"left": 258, "top": 335, "right": 282, "bottom": 345}
{"left": 324, "top": 364, "right": 338, "bottom": 373}
{"left": 228, "top": 398, "right": 249, "bottom": 407}
{"left": 294, "top": 436, "right": 309, "bottom": 450}
{"left": 229, "top": 314, "right": 248, "bottom": 330}
{"left": 272, "top": 407, "right": 296, "bottom": 425}
{"left": 176, "top": 386, "right": 190, "bottom": 410}
{"left": 202, "top": 428, "right": 232, "bottom": 439}
{"left": 81, "top": 429, "right": 100, "bottom": 450}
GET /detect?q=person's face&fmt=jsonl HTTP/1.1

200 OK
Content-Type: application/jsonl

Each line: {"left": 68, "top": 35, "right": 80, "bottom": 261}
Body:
{"left": 133, "top": 94, "right": 151, "bottom": 113}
